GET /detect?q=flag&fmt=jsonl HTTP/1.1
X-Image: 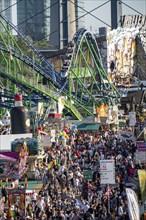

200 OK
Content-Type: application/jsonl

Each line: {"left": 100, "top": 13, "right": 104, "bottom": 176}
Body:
{"left": 126, "top": 188, "right": 140, "bottom": 220}
{"left": 138, "top": 170, "right": 146, "bottom": 202}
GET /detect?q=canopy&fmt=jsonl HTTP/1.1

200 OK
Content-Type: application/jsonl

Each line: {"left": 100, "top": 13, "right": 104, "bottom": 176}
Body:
{"left": 25, "top": 190, "right": 34, "bottom": 195}
{"left": 77, "top": 123, "right": 100, "bottom": 131}
{"left": 0, "top": 154, "right": 17, "bottom": 162}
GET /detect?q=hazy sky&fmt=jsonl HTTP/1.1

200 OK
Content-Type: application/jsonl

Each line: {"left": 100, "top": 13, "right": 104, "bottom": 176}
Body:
{"left": 84, "top": 0, "right": 146, "bottom": 32}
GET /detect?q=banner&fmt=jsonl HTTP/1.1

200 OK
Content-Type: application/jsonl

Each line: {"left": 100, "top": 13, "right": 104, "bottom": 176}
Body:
{"left": 135, "top": 150, "right": 146, "bottom": 163}
{"left": 138, "top": 170, "right": 146, "bottom": 202}
{"left": 100, "top": 160, "right": 115, "bottom": 184}
{"left": 126, "top": 188, "right": 140, "bottom": 220}
{"left": 51, "top": 130, "right": 56, "bottom": 142}
{"left": 58, "top": 97, "right": 65, "bottom": 114}
{"left": 38, "top": 102, "right": 44, "bottom": 115}
{"left": 41, "top": 135, "right": 51, "bottom": 147}
{"left": 137, "top": 141, "right": 146, "bottom": 152}
{"left": 129, "top": 112, "right": 136, "bottom": 127}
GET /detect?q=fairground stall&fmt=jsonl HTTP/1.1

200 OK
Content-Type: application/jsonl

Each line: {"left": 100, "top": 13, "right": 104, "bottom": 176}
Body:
{"left": 7, "top": 188, "right": 34, "bottom": 218}
{"left": 0, "top": 141, "right": 29, "bottom": 183}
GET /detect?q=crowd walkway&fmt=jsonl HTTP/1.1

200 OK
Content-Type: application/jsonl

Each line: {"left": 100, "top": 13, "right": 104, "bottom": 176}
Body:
{"left": 1, "top": 127, "right": 145, "bottom": 219}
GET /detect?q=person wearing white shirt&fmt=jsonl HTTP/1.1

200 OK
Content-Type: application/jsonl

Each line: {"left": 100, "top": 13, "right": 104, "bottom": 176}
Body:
{"left": 83, "top": 202, "right": 89, "bottom": 213}
{"left": 37, "top": 197, "right": 45, "bottom": 212}
{"left": 34, "top": 168, "right": 40, "bottom": 182}
{"left": 118, "top": 204, "right": 124, "bottom": 217}
{"left": 31, "top": 191, "right": 38, "bottom": 202}
{"left": 59, "top": 165, "right": 65, "bottom": 173}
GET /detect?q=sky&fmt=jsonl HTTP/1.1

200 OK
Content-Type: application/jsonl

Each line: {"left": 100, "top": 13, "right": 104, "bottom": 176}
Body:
{"left": 84, "top": 0, "right": 146, "bottom": 33}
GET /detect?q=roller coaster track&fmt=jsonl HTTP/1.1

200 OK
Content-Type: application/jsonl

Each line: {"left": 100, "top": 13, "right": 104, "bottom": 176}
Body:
{"left": 0, "top": 69, "right": 84, "bottom": 120}
{"left": 0, "top": 14, "right": 57, "bottom": 82}
{"left": 0, "top": 15, "right": 120, "bottom": 120}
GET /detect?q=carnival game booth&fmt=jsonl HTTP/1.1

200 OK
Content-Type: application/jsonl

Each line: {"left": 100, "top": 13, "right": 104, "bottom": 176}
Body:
{"left": 0, "top": 153, "right": 18, "bottom": 181}
{"left": 7, "top": 188, "right": 34, "bottom": 218}
{"left": 0, "top": 141, "right": 29, "bottom": 182}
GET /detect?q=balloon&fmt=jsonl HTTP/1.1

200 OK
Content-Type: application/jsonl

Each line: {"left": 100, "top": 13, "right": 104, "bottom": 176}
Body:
{"left": 65, "top": 134, "right": 68, "bottom": 139}
{"left": 64, "top": 129, "right": 69, "bottom": 133}
{"left": 62, "top": 131, "right": 66, "bottom": 136}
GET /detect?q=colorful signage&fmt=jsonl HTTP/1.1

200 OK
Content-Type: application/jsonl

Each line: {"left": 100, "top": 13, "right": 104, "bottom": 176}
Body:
{"left": 137, "top": 141, "right": 146, "bottom": 151}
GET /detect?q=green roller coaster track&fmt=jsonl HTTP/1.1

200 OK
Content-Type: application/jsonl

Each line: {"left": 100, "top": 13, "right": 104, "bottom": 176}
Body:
{"left": 0, "top": 15, "right": 120, "bottom": 120}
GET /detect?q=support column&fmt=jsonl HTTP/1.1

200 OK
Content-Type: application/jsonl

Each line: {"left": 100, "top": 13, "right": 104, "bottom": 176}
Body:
{"left": 60, "top": 0, "right": 68, "bottom": 49}
{"left": 111, "top": 0, "right": 122, "bottom": 29}
{"left": 68, "top": 0, "right": 76, "bottom": 41}
{"left": 111, "top": 0, "right": 118, "bottom": 29}
{"left": 50, "top": 0, "right": 60, "bottom": 49}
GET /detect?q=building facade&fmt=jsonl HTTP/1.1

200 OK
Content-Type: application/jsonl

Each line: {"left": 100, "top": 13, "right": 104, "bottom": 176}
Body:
{"left": 0, "top": 0, "right": 17, "bottom": 34}
{"left": 17, "top": 0, "right": 47, "bottom": 41}
{"left": 0, "top": 0, "right": 85, "bottom": 48}
{"left": 17, "top": 0, "right": 85, "bottom": 49}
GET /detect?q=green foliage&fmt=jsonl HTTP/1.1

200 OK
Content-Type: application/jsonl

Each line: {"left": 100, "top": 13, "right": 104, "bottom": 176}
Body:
{"left": 34, "top": 39, "right": 50, "bottom": 50}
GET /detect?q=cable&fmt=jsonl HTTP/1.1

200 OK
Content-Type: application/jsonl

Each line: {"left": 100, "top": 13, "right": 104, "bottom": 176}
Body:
{"left": 16, "top": 1, "right": 58, "bottom": 27}
{"left": 71, "top": 0, "right": 110, "bottom": 24}
{"left": 119, "top": 0, "right": 143, "bottom": 16}
{"left": 69, "top": 0, "right": 111, "bottom": 27}
{"left": 0, "top": 0, "right": 23, "bottom": 13}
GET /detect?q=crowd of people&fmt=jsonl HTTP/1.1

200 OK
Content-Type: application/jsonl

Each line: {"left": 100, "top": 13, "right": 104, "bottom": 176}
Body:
{"left": 1, "top": 126, "right": 145, "bottom": 219}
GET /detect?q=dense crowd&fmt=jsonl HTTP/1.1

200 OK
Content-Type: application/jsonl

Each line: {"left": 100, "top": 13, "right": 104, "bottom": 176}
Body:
{"left": 1, "top": 126, "right": 145, "bottom": 219}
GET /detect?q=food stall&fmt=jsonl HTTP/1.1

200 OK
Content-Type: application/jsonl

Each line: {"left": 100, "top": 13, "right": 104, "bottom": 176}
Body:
{"left": 0, "top": 141, "right": 29, "bottom": 182}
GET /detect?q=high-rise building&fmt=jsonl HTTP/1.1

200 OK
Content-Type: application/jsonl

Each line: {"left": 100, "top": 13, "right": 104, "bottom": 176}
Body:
{"left": 17, "top": 0, "right": 47, "bottom": 41}
{"left": 49, "top": 0, "right": 85, "bottom": 49}
{"left": 0, "top": 0, "right": 17, "bottom": 34}
{"left": 17, "top": 0, "right": 85, "bottom": 49}
{"left": 0, "top": 0, "right": 85, "bottom": 49}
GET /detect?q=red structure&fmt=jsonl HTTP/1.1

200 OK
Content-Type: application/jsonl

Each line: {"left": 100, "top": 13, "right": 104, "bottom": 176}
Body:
{"left": 48, "top": 113, "right": 61, "bottom": 119}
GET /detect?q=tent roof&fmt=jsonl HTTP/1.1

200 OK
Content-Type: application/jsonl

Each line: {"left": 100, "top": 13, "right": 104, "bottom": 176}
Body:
{"left": 0, "top": 152, "right": 19, "bottom": 159}
{"left": 0, "top": 154, "right": 17, "bottom": 162}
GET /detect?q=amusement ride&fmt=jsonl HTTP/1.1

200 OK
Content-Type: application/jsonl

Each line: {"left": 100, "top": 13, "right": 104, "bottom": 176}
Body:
{"left": 0, "top": 14, "right": 120, "bottom": 122}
